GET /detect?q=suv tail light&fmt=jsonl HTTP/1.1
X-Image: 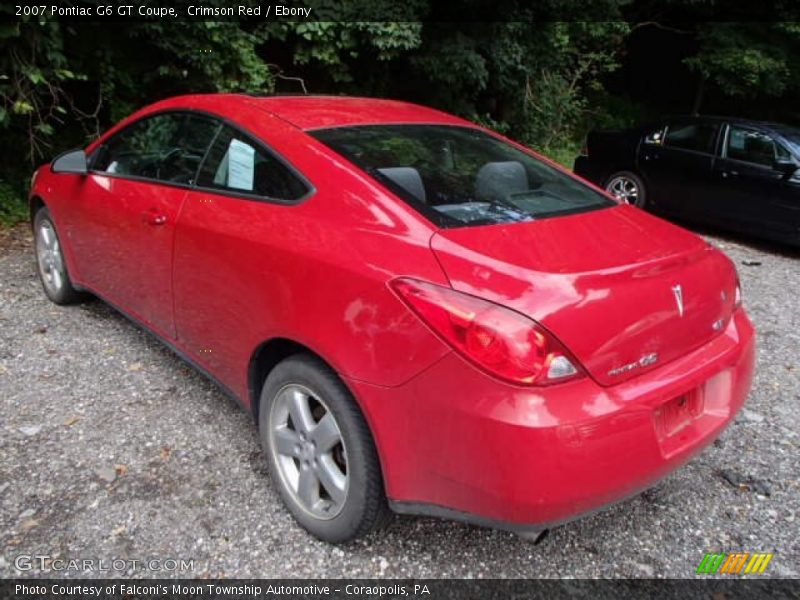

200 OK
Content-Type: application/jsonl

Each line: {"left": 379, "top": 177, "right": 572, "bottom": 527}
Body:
{"left": 391, "top": 278, "right": 584, "bottom": 386}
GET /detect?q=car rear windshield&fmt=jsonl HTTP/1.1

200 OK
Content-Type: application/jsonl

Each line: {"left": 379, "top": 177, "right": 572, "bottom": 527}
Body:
{"left": 310, "top": 125, "right": 613, "bottom": 228}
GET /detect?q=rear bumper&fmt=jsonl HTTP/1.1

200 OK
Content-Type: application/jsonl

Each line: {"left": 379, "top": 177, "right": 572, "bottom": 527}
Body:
{"left": 347, "top": 308, "right": 756, "bottom": 530}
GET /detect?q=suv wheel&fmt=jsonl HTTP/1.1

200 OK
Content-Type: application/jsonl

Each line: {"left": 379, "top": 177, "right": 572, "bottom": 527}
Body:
{"left": 605, "top": 171, "right": 647, "bottom": 208}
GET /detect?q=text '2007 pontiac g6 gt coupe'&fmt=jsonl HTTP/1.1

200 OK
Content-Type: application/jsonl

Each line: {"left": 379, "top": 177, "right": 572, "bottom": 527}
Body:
{"left": 30, "top": 95, "right": 755, "bottom": 543}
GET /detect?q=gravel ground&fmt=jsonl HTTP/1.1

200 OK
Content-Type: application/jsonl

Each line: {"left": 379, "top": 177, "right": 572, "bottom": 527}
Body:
{"left": 0, "top": 223, "right": 798, "bottom": 579}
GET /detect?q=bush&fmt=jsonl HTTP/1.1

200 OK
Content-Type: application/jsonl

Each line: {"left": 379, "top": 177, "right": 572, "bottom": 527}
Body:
{"left": 536, "top": 141, "right": 583, "bottom": 170}
{"left": 0, "top": 180, "right": 28, "bottom": 227}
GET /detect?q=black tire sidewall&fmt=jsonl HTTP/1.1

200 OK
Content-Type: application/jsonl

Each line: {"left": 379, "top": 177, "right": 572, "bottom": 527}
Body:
{"left": 258, "top": 354, "right": 385, "bottom": 543}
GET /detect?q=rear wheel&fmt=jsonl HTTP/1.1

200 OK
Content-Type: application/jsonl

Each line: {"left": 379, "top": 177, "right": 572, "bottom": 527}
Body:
{"left": 258, "top": 354, "right": 389, "bottom": 543}
{"left": 605, "top": 171, "right": 647, "bottom": 208}
{"left": 33, "top": 207, "right": 86, "bottom": 305}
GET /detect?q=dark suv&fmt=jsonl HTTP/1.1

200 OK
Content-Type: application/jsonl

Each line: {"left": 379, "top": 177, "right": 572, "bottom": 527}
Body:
{"left": 574, "top": 116, "right": 800, "bottom": 246}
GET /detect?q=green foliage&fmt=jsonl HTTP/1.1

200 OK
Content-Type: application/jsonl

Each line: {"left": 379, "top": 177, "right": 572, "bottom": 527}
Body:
{"left": 2, "top": 5, "right": 800, "bottom": 227}
{"left": 468, "top": 113, "right": 512, "bottom": 136}
{"left": 537, "top": 140, "right": 584, "bottom": 170}
{"left": 412, "top": 27, "right": 490, "bottom": 111}
{"left": 263, "top": 21, "right": 423, "bottom": 83}
{"left": 586, "top": 94, "right": 653, "bottom": 132}
{"left": 402, "top": 20, "right": 630, "bottom": 152}
{"left": 686, "top": 23, "right": 800, "bottom": 99}
{"left": 133, "top": 21, "right": 273, "bottom": 93}
{"left": 0, "top": 11, "right": 88, "bottom": 162}
{"left": 516, "top": 22, "right": 630, "bottom": 149}
{"left": 0, "top": 180, "right": 27, "bottom": 226}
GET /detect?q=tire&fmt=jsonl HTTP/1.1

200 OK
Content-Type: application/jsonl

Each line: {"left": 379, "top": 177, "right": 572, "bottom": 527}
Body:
{"left": 33, "top": 207, "right": 86, "bottom": 305}
{"left": 605, "top": 171, "right": 647, "bottom": 208}
{"left": 258, "top": 354, "right": 390, "bottom": 543}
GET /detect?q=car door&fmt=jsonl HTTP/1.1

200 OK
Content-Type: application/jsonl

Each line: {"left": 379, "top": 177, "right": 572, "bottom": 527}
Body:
{"left": 639, "top": 120, "right": 721, "bottom": 217}
{"left": 772, "top": 138, "right": 800, "bottom": 239}
{"left": 173, "top": 123, "right": 312, "bottom": 388}
{"left": 70, "top": 111, "right": 220, "bottom": 338}
{"left": 713, "top": 124, "right": 800, "bottom": 236}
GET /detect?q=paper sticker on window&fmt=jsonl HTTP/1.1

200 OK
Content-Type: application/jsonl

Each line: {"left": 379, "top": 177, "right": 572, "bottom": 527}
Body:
{"left": 729, "top": 129, "right": 746, "bottom": 151}
{"left": 226, "top": 138, "right": 255, "bottom": 191}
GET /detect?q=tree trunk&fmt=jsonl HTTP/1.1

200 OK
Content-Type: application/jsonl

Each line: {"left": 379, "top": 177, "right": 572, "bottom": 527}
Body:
{"left": 691, "top": 76, "right": 707, "bottom": 116}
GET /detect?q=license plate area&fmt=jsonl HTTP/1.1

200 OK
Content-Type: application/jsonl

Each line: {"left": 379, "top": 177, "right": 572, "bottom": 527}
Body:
{"left": 654, "top": 390, "right": 704, "bottom": 439}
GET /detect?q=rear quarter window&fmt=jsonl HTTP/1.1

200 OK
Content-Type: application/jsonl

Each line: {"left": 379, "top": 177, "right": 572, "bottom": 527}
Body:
{"left": 197, "top": 125, "right": 309, "bottom": 201}
{"left": 664, "top": 122, "right": 718, "bottom": 154}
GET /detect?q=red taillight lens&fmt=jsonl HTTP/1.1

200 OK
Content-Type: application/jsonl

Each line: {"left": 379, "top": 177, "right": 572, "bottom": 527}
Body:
{"left": 391, "top": 278, "right": 583, "bottom": 386}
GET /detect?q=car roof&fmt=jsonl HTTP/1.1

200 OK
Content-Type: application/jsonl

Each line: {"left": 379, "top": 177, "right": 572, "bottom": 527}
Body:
{"left": 237, "top": 94, "right": 470, "bottom": 131}
{"left": 666, "top": 114, "right": 798, "bottom": 134}
{"left": 86, "top": 94, "right": 478, "bottom": 155}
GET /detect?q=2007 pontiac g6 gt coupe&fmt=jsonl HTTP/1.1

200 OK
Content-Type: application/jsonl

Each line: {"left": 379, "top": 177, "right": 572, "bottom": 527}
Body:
{"left": 30, "top": 95, "right": 755, "bottom": 542}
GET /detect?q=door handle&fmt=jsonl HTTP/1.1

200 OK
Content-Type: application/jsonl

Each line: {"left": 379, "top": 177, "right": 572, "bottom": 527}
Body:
{"left": 143, "top": 210, "right": 167, "bottom": 226}
{"left": 721, "top": 170, "right": 739, "bottom": 178}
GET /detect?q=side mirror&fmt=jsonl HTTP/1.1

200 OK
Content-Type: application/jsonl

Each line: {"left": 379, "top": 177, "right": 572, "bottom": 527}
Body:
{"left": 773, "top": 157, "right": 799, "bottom": 176}
{"left": 51, "top": 149, "right": 88, "bottom": 175}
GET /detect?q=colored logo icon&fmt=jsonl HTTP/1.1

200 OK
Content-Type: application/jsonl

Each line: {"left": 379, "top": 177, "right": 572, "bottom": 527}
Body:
{"left": 696, "top": 552, "right": 774, "bottom": 575}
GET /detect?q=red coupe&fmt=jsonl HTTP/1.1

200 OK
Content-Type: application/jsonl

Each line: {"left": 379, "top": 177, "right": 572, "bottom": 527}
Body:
{"left": 29, "top": 95, "right": 755, "bottom": 542}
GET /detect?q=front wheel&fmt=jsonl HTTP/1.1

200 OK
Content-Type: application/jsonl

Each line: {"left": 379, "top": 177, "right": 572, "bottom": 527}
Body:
{"left": 605, "top": 171, "right": 647, "bottom": 208}
{"left": 33, "top": 207, "right": 86, "bottom": 305}
{"left": 258, "top": 354, "right": 389, "bottom": 543}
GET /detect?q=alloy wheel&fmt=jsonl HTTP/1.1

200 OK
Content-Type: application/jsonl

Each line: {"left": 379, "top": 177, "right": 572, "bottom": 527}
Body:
{"left": 268, "top": 383, "right": 349, "bottom": 520}
{"left": 36, "top": 220, "right": 66, "bottom": 295}
{"left": 606, "top": 176, "right": 641, "bottom": 206}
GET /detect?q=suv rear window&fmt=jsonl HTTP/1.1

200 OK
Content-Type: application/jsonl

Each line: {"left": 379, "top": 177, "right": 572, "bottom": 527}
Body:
{"left": 311, "top": 125, "right": 613, "bottom": 228}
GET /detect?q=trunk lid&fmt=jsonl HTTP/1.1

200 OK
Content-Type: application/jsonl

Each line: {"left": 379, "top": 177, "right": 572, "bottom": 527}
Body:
{"left": 430, "top": 205, "right": 738, "bottom": 386}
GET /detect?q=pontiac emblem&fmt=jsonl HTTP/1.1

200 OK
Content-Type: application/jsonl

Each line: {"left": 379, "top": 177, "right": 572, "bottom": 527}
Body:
{"left": 672, "top": 284, "right": 684, "bottom": 317}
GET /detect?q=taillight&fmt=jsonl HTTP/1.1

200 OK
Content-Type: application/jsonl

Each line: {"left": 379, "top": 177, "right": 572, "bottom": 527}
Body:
{"left": 390, "top": 278, "right": 583, "bottom": 386}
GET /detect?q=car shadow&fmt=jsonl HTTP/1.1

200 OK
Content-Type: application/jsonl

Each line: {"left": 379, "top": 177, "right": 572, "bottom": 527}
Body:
{"left": 667, "top": 219, "right": 800, "bottom": 259}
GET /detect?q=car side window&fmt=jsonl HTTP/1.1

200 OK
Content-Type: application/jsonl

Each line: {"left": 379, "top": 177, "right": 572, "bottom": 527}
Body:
{"left": 663, "top": 122, "right": 718, "bottom": 154}
{"left": 727, "top": 126, "right": 789, "bottom": 166}
{"left": 161, "top": 115, "right": 221, "bottom": 183}
{"left": 92, "top": 112, "right": 219, "bottom": 184}
{"left": 196, "top": 126, "right": 309, "bottom": 201}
